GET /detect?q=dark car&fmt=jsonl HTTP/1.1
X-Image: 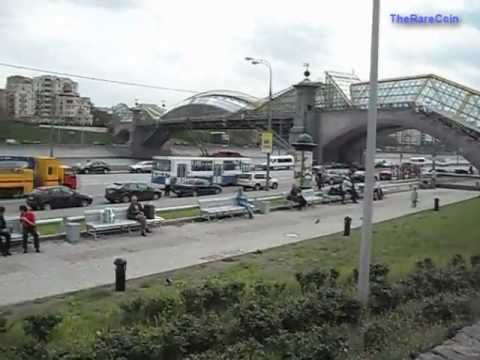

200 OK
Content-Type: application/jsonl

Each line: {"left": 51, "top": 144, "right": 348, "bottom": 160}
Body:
{"left": 171, "top": 178, "right": 222, "bottom": 197}
{"left": 105, "top": 182, "right": 162, "bottom": 203}
{"left": 454, "top": 169, "right": 469, "bottom": 175}
{"left": 26, "top": 186, "right": 92, "bottom": 210}
{"left": 75, "top": 160, "right": 111, "bottom": 174}
{"left": 211, "top": 151, "right": 242, "bottom": 158}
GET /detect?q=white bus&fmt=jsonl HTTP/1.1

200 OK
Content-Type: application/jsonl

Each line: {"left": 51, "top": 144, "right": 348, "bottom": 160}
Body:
{"left": 151, "top": 156, "right": 251, "bottom": 188}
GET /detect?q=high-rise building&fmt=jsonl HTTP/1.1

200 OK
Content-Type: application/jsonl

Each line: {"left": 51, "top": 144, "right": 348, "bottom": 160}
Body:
{"left": 0, "top": 89, "right": 8, "bottom": 120}
{"left": 6, "top": 75, "right": 35, "bottom": 118}
{"left": 54, "top": 83, "right": 93, "bottom": 125}
{"left": 33, "top": 75, "right": 79, "bottom": 120}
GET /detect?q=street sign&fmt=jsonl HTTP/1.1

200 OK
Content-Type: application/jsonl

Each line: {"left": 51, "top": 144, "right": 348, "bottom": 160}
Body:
{"left": 261, "top": 132, "right": 273, "bottom": 153}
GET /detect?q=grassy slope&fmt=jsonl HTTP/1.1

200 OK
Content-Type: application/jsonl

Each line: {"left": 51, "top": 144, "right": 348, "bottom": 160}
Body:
{"left": 1, "top": 197, "right": 480, "bottom": 351}
{"left": 0, "top": 121, "right": 112, "bottom": 144}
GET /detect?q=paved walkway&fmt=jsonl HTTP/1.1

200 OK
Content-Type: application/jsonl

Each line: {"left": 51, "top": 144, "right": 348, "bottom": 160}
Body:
{"left": 417, "top": 323, "right": 480, "bottom": 359}
{"left": 0, "top": 188, "right": 477, "bottom": 306}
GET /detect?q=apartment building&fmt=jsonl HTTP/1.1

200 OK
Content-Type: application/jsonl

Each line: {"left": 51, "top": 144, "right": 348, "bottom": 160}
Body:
{"left": 54, "top": 83, "right": 93, "bottom": 125}
{"left": 33, "top": 75, "right": 79, "bottom": 119}
{"left": 5, "top": 75, "right": 35, "bottom": 118}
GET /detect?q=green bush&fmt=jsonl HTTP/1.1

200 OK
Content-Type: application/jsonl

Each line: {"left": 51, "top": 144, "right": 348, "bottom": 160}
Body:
{"left": 23, "top": 314, "right": 63, "bottom": 343}
{"left": 121, "top": 296, "right": 181, "bottom": 325}
{"left": 420, "top": 295, "right": 472, "bottom": 323}
{"left": 363, "top": 322, "right": 389, "bottom": 352}
{"left": 181, "top": 281, "right": 245, "bottom": 314}
{"left": 295, "top": 268, "right": 338, "bottom": 292}
{"left": 236, "top": 302, "right": 281, "bottom": 342}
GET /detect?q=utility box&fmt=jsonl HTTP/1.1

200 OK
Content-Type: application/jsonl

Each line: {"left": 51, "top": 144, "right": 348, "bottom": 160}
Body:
{"left": 65, "top": 222, "right": 81, "bottom": 243}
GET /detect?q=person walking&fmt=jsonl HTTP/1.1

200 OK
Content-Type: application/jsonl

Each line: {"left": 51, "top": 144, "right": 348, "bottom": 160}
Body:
{"left": 343, "top": 176, "right": 358, "bottom": 204}
{"left": 0, "top": 206, "right": 11, "bottom": 256}
{"left": 20, "top": 205, "right": 40, "bottom": 253}
{"left": 315, "top": 172, "right": 323, "bottom": 190}
{"left": 164, "top": 176, "right": 171, "bottom": 197}
{"left": 236, "top": 188, "right": 254, "bottom": 219}
{"left": 127, "top": 196, "right": 150, "bottom": 236}
{"left": 469, "top": 166, "right": 474, "bottom": 175}
{"left": 411, "top": 186, "right": 419, "bottom": 208}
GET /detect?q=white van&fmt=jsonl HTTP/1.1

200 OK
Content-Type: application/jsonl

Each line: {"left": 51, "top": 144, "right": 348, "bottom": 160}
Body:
{"left": 261, "top": 155, "right": 294, "bottom": 170}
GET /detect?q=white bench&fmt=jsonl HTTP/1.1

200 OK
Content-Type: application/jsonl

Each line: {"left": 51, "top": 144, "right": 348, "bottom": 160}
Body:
{"left": 85, "top": 207, "right": 164, "bottom": 239}
{"left": 198, "top": 196, "right": 252, "bottom": 221}
{"left": 300, "top": 189, "right": 323, "bottom": 206}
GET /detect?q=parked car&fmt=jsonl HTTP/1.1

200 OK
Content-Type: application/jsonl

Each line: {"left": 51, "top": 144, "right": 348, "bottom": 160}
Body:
{"left": 129, "top": 161, "right": 153, "bottom": 173}
{"left": 170, "top": 178, "right": 222, "bottom": 197}
{"left": 236, "top": 172, "right": 279, "bottom": 190}
{"left": 454, "top": 169, "right": 469, "bottom": 175}
{"left": 324, "top": 169, "right": 344, "bottom": 185}
{"left": 26, "top": 186, "right": 92, "bottom": 210}
{"left": 378, "top": 170, "right": 393, "bottom": 181}
{"left": 75, "top": 160, "right": 111, "bottom": 174}
{"left": 105, "top": 182, "right": 162, "bottom": 203}
{"left": 211, "top": 151, "right": 243, "bottom": 158}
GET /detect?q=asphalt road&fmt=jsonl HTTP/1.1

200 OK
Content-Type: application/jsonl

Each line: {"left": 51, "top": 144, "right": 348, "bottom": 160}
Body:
{"left": 2, "top": 170, "right": 295, "bottom": 218}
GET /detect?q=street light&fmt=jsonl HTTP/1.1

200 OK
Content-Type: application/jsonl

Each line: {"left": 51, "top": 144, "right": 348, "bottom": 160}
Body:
{"left": 245, "top": 56, "right": 273, "bottom": 190}
{"left": 358, "top": 0, "right": 381, "bottom": 305}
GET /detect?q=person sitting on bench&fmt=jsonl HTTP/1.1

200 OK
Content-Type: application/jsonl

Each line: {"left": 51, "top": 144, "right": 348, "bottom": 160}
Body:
{"left": 287, "top": 184, "right": 307, "bottom": 210}
{"left": 127, "top": 196, "right": 151, "bottom": 236}
{"left": 236, "top": 188, "right": 254, "bottom": 219}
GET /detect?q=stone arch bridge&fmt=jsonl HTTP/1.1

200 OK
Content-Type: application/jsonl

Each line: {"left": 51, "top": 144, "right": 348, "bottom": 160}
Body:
{"left": 129, "top": 71, "right": 480, "bottom": 168}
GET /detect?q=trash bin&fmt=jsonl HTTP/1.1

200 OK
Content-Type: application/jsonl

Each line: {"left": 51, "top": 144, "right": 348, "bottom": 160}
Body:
{"left": 144, "top": 204, "right": 155, "bottom": 220}
{"left": 65, "top": 222, "right": 81, "bottom": 243}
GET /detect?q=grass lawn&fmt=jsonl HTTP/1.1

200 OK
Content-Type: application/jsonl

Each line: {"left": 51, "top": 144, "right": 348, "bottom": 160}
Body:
{"left": 156, "top": 206, "right": 201, "bottom": 220}
{"left": 0, "top": 121, "right": 112, "bottom": 145}
{"left": 2, "top": 197, "right": 480, "bottom": 356}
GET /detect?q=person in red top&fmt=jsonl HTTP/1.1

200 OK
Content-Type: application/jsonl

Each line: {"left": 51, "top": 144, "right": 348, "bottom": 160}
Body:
{"left": 20, "top": 205, "right": 40, "bottom": 253}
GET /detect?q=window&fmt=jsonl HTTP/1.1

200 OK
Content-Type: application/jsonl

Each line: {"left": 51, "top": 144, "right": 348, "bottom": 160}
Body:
{"left": 137, "top": 183, "right": 149, "bottom": 191}
{"left": 125, "top": 183, "right": 138, "bottom": 191}
{"left": 254, "top": 174, "right": 266, "bottom": 179}
{"left": 277, "top": 158, "right": 293, "bottom": 163}
{"left": 47, "top": 166, "right": 53, "bottom": 175}
{"left": 192, "top": 160, "right": 213, "bottom": 172}
{"left": 153, "top": 160, "right": 170, "bottom": 171}
{"left": 223, "top": 160, "right": 239, "bottom": 171}
{"left": 60, "top": 187, "right": 73, "bottom": 195}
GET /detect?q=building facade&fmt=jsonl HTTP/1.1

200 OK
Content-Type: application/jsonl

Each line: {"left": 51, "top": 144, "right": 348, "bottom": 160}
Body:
{"left": 5, "top": 75, "right": 35, "bottom": 119}
{"left": 3, "top": 74, "right": 92, "bottom": 125}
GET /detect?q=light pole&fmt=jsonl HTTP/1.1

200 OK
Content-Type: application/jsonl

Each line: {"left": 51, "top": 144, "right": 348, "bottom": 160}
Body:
{"left": 245, "top": 56, "right": 272, "bottom": 190}
{"left": 358, "top": 0, "right": 381, "bottom": 305}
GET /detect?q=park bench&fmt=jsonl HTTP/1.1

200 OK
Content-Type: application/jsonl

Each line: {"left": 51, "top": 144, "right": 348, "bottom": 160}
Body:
{"left": 198, "top": 195, "right": 252, "bottom": 221}
{"left": 5, "top": 217, "right": 24, "bottom": 245}
{"left": 300, "top": 188, "right": 323, "bottom": 206}
{"left": 85, "top": 207, "right": 164, "bottom": 240}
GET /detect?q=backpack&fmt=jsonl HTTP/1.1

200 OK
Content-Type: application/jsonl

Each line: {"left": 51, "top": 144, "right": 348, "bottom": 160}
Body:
{"left": 103, "top": 208, "right": 115, "bottom": 224}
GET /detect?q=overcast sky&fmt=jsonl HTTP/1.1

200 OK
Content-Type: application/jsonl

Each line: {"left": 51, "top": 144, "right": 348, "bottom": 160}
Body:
{"left": 0, "top": 0, "right": 478, "bottom": 107}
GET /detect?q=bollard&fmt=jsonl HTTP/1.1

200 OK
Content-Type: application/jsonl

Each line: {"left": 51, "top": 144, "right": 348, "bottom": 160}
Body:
{"left": 344, "top": 216, "right": 352, "bottom": 236}
{"left": 434, "top": 198, "right": 440, "bottom": 211}
{"left": 114, "top": 258, "right": 127, "bottom": 292}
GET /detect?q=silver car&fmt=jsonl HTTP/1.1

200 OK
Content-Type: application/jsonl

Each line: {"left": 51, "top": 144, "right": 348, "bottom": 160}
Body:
{"left": 129, "top": 161, "right": 153, "bottom": 173}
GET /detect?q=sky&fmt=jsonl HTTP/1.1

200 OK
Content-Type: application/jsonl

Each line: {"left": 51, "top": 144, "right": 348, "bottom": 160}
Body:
{"left": 0, "top": 0, "right": 479, "bottom": 107}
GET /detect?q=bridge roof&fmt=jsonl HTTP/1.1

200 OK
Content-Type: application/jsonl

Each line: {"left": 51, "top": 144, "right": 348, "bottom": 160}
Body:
{"left": 162, "top": 90, "right": 259, "bottom": 117}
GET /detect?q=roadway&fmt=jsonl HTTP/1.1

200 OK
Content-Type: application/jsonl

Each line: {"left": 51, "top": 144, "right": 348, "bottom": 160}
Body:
{"left": 1, "top": 170, "right": 295, "bottom": 218}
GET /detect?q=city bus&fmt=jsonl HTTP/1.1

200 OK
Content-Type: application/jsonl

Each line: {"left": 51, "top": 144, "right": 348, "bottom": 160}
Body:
{"left": 151, "top": 156, "right": 251, "bottom": 187}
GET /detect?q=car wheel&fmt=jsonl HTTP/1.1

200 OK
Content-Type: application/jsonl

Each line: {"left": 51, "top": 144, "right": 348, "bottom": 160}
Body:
{"left": 43, "top": 203, "right": 51, "bottom": 211}
{"left": 215, "top": 188, "right": 222, "bottom": 194}
{"left": 84, "top": 169, "right": 89, "bottom": 174}
{"left": 103, "top": 168, "right": 108, "bottom": 174}
{"left": 153, "top": 193, "right": 161, "bottom": 200}
{"left": 122, "top": 195, "right": 130, "bottom": 203}
{"left": 271, "top": 182, "right": 278, "bottom": 189}
{"left": 192, "top": 190, "right": 198, "bottom": 197}
{"left": 81, "top": 199, "right": 89, "bottom": 207}
{"left": 136, "top": 169, "right": 142, "bottom": 173}
{"left": 254, "top": 184, "right": 261, "bottom": 191}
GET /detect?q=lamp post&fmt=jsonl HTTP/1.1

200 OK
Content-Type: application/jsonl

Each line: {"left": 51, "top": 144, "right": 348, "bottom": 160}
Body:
{"left": 245, "top": 56, "right": 272, "bottom": 190}
{"left": 358, "top": 0, "right": 381, "bottom": 305}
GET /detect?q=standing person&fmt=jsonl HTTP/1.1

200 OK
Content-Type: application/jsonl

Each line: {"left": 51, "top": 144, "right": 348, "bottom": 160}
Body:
{"left": 343, "top": 177, "right": 358, "bottom": 204}
{"left": 127, "top": 196, "right": 150, "bottom": 236}
{"left": 469, "top": 166, "right": 474, "bottom": 175}
{"left": 0, "top": 206, "right": 11, "bottom": 256}
{"left": 411, "top": 186, "right": 419, "bottom": 208}
{"left": 236, "top": 188, "right": 254, "bottom": 219}
{"left": 20, "top": 205, "right": 40, "bottom": 253}
{"left": 164, "top": 176, "right": 171, "bottom": 197}
{"left": 315, "top": 172, "right": 323, "bottom": 190}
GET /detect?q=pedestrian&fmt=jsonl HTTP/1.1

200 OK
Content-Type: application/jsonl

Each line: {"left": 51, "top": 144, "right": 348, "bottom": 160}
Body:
{"left": 469, "top": 166, "right": 474, "bottom": 175}
{"left": 315, "top": 172, "right": 323, "bottom": 190}
{"left": 0, "top": 206, "right": 11, "bottom": 256}
{"left": 127, "top": 196, "right": 150, "bottom": 236}
{"left": 20, "top": 205, "right": 40, "bottom": 253}
{"left": 411, "top": 186, "right": 419, "bottom": 208}
{"left": 287, "top": 184, "right": 307, "bottom": 210}
{"left": 164, "top": 176, "right": 171, "bottom": 197}
{"left": 236, "top": 188, "right": 254, "bottom": 219}
{"left": 343, "top": 177, "right": 358, "bottom": 204}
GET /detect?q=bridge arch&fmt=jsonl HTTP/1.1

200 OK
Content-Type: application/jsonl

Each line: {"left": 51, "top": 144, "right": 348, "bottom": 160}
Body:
{"left": 320, "top": 108, "right": 480, "bottom": 168}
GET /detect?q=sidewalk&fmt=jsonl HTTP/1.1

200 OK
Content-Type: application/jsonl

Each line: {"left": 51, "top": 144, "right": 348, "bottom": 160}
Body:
{"left": 0, "top": 188, "right": 477, "bottom": 306}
